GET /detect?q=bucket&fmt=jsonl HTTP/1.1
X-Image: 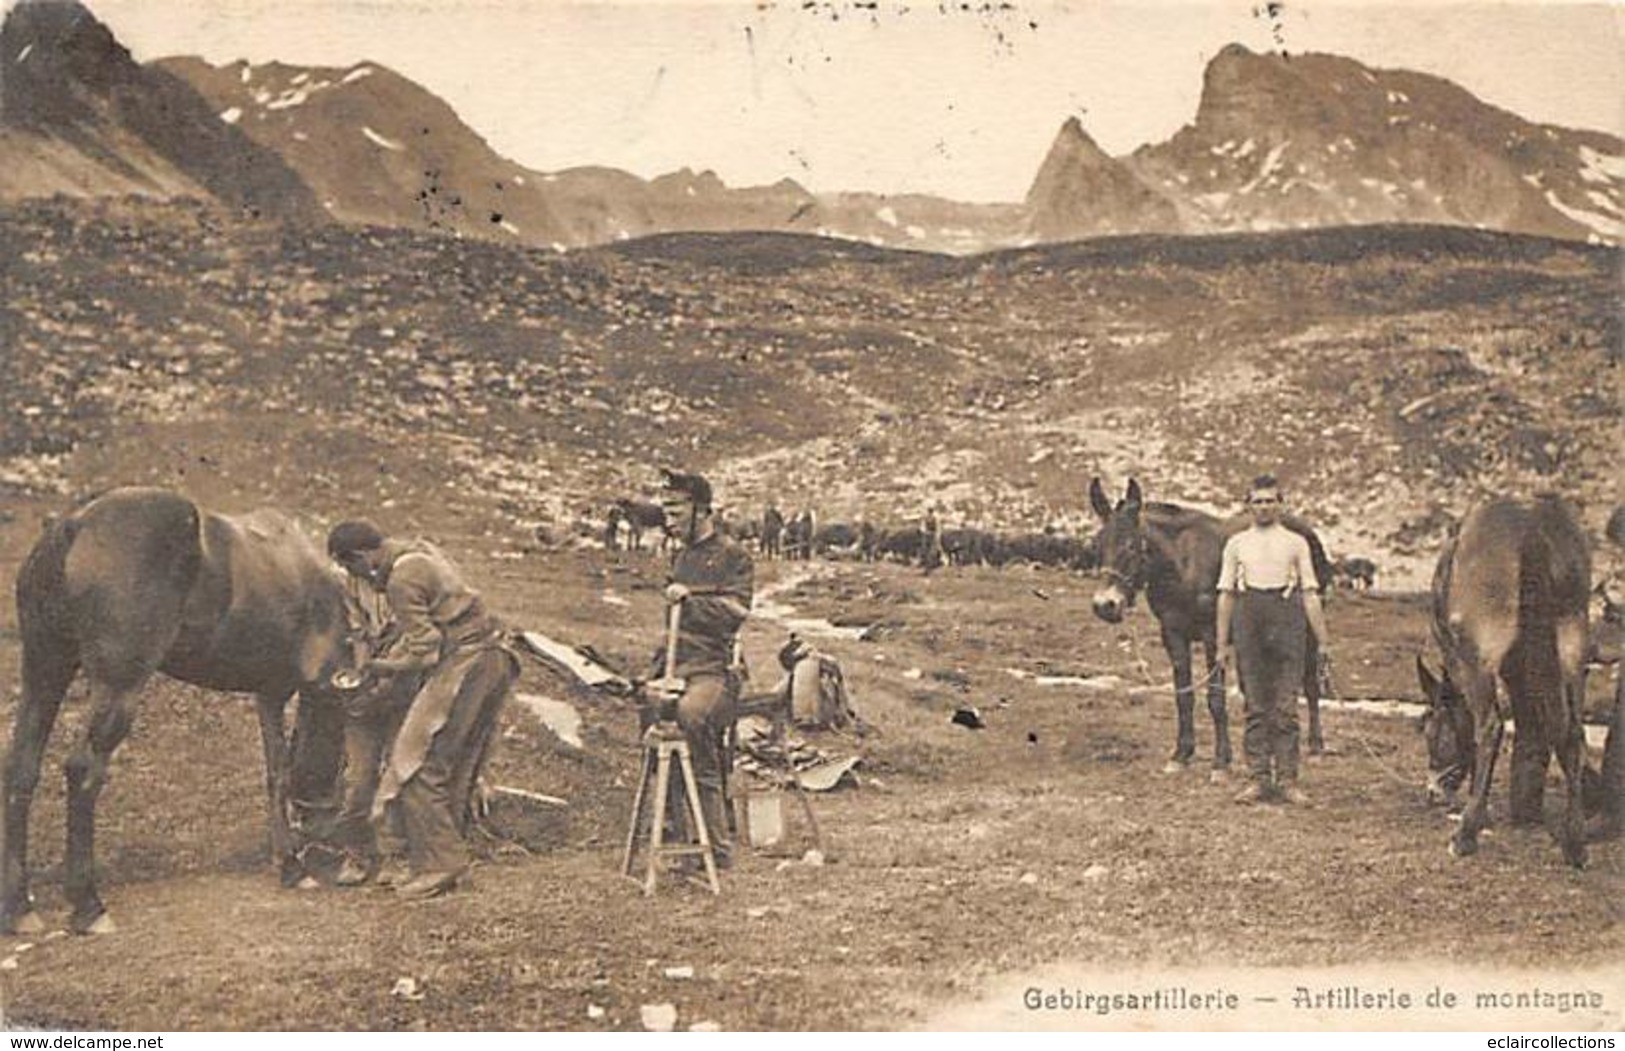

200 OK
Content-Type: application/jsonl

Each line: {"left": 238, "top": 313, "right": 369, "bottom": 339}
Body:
{"left": 741, "top": 789, "right": 785, "bottom": 848}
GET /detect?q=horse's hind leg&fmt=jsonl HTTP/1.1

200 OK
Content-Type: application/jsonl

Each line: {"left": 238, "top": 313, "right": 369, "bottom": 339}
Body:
{"left": 64, "top": 681, "right": 138, "bottom": 934}
{"left": 1551, "top": 632, "right": 1589, "bottom": 868}
{"left": 2, "top": 645, "right": 78, "bottom": 933}
{"left": 1451, "top": 669, "right": 1506, "bottom": 859}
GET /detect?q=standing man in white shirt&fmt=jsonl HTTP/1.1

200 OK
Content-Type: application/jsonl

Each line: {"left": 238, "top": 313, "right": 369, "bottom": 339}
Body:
{"left": 1216, "top": 475, "right": 1333, "bottom": 805}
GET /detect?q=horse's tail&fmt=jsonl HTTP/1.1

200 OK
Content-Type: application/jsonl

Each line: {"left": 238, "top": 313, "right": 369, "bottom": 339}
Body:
{"left": 15, "top": 512, "right": 84, "bottom": 716}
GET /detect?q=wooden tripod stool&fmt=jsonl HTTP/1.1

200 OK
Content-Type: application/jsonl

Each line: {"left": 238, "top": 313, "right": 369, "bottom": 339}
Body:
{"left": 622, "top": 721, "right": 721, "bottom": 895}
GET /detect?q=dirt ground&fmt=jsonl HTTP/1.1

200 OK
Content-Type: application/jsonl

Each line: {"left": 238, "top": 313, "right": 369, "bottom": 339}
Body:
{"left": 0, "top": 492, "right": 1619, "bottom": 1032}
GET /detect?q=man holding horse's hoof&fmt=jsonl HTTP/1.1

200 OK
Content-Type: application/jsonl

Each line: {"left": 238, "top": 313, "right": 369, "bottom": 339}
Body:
{"left": 1215, "top": 475, "right": 1332, "bottom": 806}
{"left": 647, "top": 469, "right": 754, "bottom": 870}
{"left": 327, "top": 520, "right": 520, "bottom": 899}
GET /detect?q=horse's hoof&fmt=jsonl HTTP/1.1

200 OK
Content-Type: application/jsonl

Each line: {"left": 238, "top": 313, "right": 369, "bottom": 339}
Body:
{"left": 1448, "top": 835, "right": 1478, "bottom": 858}
{"left": 1160, "top": 759, "right": 1188, "bottom": 775}
{"left": 296, "top": 875, "right": 321, "bottom": 891}
{"left": 6, "top": 911, "right": 44, "bottom": 936}
{"left": 73, "top": 912, "right": 117, "bottom": 937}
{"left": 1562, "top": 841, "right": 1587, "bottom": 870}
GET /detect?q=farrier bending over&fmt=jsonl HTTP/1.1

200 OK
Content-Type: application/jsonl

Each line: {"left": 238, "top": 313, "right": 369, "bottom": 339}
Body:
{"left": 327, "top": 521, "right": 519, "bottom": 898}
{"left": 1215, "top": 475, "right": 1333, "bottom": 806}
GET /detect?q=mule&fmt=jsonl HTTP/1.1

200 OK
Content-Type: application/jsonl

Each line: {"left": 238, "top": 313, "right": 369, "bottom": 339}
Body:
{"left": 761, "top": 506, "right": 785, "bottom": 560}
{"left": 3, "top": 488, "right": 357, "bottom": 933}
{"left": 1416, "top": 496, "right": 1591, "bottom": 867}
{"left": 1089, "top": 477, "right": 1331, "bottom": 770}
{"left": 1333, "top": 556, "right": 1378, "bottom": 591}
{"left": 607, "top": 498, "right": 668, "bottom": 554}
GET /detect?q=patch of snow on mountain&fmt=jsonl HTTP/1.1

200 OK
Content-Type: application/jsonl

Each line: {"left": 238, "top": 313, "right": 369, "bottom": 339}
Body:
{"left": 1386, "top": 90, "right": 1409, "bottom": 105}
{"left": 1545, "top": 190, "right": 1625, "bottom": 240}
{"left": 220, "top": 107, "right": 242, "bottom": 124}
{"left": 16, "top": 43, "right": 33, "bottom": 63}
{"left": 1239, "top": 141, "right": 1290, "bottom": 195}
{"left": 1578, "top": 145, "right": 1625, "bottom": 184}
{"left": 1586, "top": 190, "right": 1621, "bottom": 213}
{"left": 362, "top": 126, "right": 404, "bottom": 151}
{"left": 240, "top": 65, "right": 252, "bottom": 84}
{"left": 499, "top": 220, "right": 521, "bottom": 236}
{"left": 267, "top": 88, "right": 313, "bottom": 111}
{"left": 906, "top": 225, "right": 926, "bottom": 239}
{"left": 876, "top": 206, "right": 899, "bottom": 228}
{"left": 342, "top": 66, "right": 374, "bottom": 84}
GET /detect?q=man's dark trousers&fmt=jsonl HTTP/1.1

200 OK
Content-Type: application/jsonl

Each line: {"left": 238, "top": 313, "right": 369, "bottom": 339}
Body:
{"left": 1233, "top": 589, "right": 1306, "bottom": 784}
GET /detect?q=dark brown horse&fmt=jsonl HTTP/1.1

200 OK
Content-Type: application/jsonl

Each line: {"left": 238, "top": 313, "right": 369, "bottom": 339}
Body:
{"left": 1089, "top": 478, "right": 1332, "bottom": 771}
{"left": 1416, "top": 496, "right": 1591, "bottom": 867}
{"left": 4, "top": 488, "right": 356, "bottom": 934}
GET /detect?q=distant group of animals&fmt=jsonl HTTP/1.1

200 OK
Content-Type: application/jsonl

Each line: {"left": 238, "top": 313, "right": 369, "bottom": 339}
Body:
{"left": 0, "top": 478, "right": 1612, "bottom": 936}
{"left": 605, "top": 498, "right": 1100, "bottom": 572}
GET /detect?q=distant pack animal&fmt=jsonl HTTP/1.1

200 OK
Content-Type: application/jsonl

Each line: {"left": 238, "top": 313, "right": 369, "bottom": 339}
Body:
{"left": 1415, "top": 497, "right": 1592, "bottom": 867}
{"left": 1333, "top": 556, "right": 1378, "bottom": 591}
{"left": 760, "top": 506, "right": 785, "bottom": 559}
{"left": 875, "top": 527, "right": 923, "bottom": 564}
{"left": 784, "top": 510, "right": 816, "bottom": 561}
{"left": 3, "top": 488, "right": 357, "bottom": 934}
{"left": 941, "top": 528, "right": 996, "bottom": 568}
{"left": 606, "top": 498, "right": 668, "bottom": 553}
{"left": 1090, "top": 477, "right": 1332, "bottom": 769}
{"left": 812, "top": 522, "right": 860, "bottom": 557}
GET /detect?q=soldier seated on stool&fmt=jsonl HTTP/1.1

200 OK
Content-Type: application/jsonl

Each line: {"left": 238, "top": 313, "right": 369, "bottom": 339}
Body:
{"left": 645, "top": 468, "right": 755, "bottom": 868}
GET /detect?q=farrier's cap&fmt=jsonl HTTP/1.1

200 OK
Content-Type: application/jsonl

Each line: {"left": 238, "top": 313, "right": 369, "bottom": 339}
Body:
{"left": 327, "top": 519, "right": 385, "bottom": 559}
{"left": 659, "top": 467, "right": 713, "bottom": 511}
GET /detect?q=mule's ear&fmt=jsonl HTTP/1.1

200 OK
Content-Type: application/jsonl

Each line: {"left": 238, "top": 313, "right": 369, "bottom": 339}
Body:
{"left": 1089, "top": 478, "right": 1113, "bottom": 521}
{"left": 1415, "top": 653, "right": 1441, "bottom": 701}
{"left": 1124, "top": 478, "right": 1143, "bottom": 513}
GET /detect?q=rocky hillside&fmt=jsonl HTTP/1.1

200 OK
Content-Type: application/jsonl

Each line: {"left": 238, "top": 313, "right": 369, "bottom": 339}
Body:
{"left": 0, "top": 0, "right": 318, "bottom": 221}
{"left": 0, "top": 200, "right": 1615, "bottom": 586}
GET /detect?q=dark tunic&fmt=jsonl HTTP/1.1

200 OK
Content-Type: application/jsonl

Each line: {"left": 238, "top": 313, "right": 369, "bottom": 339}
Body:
{"left": 669, "top": 531, "right": 755, "bottom": 677}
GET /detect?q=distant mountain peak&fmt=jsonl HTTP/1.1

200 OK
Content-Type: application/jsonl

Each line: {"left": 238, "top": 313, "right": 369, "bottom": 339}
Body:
{"left": 1024, "top": 116, "right": 1179, "bottom": 238}
{"left": 1, "top": 0, "right": 138, "bottom": 127}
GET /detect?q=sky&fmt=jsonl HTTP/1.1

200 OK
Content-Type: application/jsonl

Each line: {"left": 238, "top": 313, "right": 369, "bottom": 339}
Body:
{"left": 26, "top": 0, "right": 1625, "bottom": 201}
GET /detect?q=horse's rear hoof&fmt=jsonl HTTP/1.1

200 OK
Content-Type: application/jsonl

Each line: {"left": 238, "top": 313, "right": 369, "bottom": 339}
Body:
{"left": 1448, "top": 834, "right": 1479, "bottom": 858}
{"left": 1562, "top": 841, "right": 1587, "bottom": 870}
{"left": 5, "top": 910, "right": 45, "bottom": 936}
{"left": 72, "top": 912, "right": 117, "bottom": 937}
